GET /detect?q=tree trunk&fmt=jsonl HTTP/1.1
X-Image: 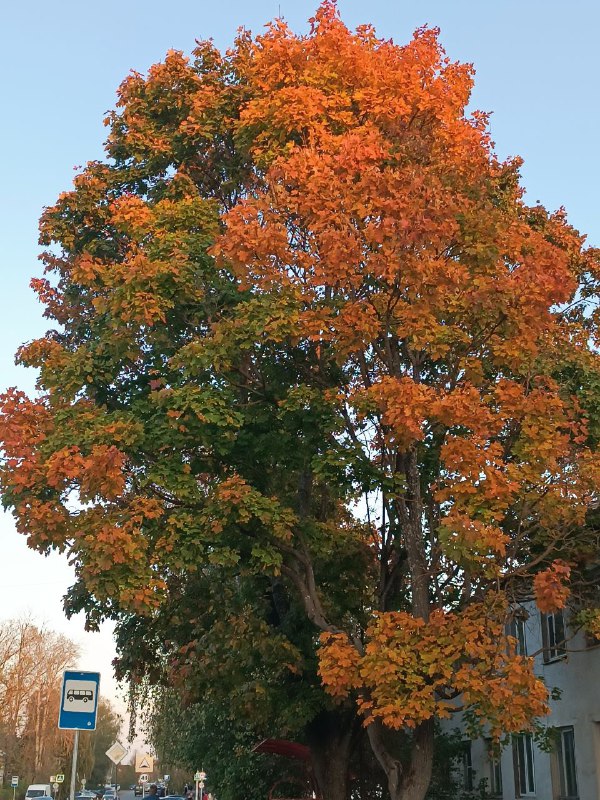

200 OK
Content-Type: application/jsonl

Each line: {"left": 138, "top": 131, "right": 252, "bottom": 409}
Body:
{"left": 307, "top": 709, "right": 358, "bottom": 800}
{"left": 396, "top": 719, "right": 434, "bottom": 800}
{"left": 366, "top": 717, "right": 435, "bottom": 800}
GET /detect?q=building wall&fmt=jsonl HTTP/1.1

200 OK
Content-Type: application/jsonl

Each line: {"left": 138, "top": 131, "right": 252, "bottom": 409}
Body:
{"left": 447, "top": 607, "right": 600, "bottom": 799}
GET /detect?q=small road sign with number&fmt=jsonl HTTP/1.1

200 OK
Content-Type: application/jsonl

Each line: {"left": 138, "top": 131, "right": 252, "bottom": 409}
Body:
{"left": 11, "top": 777, "right": 18, "bottom": 788}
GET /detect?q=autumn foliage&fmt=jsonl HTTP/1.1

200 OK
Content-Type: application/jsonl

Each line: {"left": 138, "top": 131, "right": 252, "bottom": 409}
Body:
{"left": 2, "top": 3, "right": 600, "bottom": 799}
{"left": 319, "top": 596, "right": 549, "bottom": 739}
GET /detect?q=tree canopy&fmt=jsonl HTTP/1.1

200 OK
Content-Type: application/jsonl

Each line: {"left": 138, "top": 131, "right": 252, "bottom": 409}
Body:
{"left": 2, "top": 3, "right": 600, "bottom": 799}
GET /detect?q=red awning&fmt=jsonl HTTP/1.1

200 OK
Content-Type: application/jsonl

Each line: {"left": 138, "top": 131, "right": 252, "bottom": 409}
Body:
{"left": 253, "top": 739, "right": 311, "bottom": 762}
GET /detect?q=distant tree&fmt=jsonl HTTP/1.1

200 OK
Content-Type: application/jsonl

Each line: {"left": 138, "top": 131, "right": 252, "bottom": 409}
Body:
{"left": 2, "top": 3, "right": 600, "bottom": 799}
{"left": 0, "top": 619, "right": 79, "bottom": 783}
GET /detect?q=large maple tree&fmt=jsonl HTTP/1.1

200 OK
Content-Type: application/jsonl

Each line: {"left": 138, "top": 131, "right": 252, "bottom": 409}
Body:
{"left": 2, "top": 4, "right": 600, "bottom": 799}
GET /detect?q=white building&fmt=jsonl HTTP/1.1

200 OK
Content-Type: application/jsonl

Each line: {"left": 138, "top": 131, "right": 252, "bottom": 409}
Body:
{"left": 453, "top": 607, "right": 600, "bottom": 799}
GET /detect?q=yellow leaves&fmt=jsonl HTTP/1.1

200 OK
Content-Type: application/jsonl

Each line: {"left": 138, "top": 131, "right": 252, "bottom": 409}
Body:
{"left": 534, "top": 561, "right": 571, "bottom": 613}
{"left": 578, "top": 609, "right": 600, "bottom": 641}
{"left": 438, "top": 513, "right": 508, "bottom": 567}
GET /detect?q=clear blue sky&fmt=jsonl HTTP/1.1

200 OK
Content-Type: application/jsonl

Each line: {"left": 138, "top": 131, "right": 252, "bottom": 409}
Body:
{"left": 0, "top": 0, "right": 598, "bottom": 703}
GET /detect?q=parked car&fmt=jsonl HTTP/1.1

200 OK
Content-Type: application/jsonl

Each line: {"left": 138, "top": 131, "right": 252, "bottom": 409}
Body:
{"left": 26, "top": 786, "right": 53, "bottom": 799}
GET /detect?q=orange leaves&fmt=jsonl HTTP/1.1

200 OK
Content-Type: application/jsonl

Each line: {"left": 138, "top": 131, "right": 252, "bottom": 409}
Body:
{"left": 236, "top": 5, "right": 475, "bottom": 166}
{"left": 45, "top": 445, "right": 86, "bottom": 488}
{"left": 534, "top": 561, "right": 571, "bottom": 613}
{"left": 81, "top": 444, "right": 127, "bottom": 500}
{"left": 318, "top": 632, "right": 361, "bottom": 698}
{"left": 0, "top": 388, "right": 50, "bottom": 456}
{"left": 70, "top": 255, "right": 105, "bottom": 285}
{"left": 431, "top": 383, "right": 494, "bottom": 435}
{"left": 437, "top": 436, "right": 515, "bottom": 513}
{"left": 363, "top": 376, "right": 435, "bottom": 449}
{"left": 318, "top": 599, "right": 549, "bottom": 738}
{"left": 44, "top": 444, "right": 126, "bottom": 501}
{"left": 109, "top": 195, "right": 154, "bottom": 237}
{"left": 118, "top": 580, "right": 167, "bottom": 614}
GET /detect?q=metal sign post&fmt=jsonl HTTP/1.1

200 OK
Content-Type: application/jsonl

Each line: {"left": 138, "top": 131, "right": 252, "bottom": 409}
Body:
{"left": 69, "top": 732, "right": 79, "bottom": 800}
{"left": 106, "top": 742, "right": 127, "bottom": 799}
{"left": 11, "top": 776, "right": 18, "bottom": 800}
{"left": 193, "top": 771, "right": 206, "bottom": 800}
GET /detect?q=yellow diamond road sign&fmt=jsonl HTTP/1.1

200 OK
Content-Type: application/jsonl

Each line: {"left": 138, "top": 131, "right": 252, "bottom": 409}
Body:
{"left": 106, "top": 742, "right": 127, "bottom": 765}
{"left": 135, "top": 753, "right": 154, "bottom": 773}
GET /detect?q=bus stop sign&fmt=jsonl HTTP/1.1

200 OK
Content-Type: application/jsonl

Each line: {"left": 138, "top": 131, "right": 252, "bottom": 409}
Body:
{"left": 58, "top": 670, "right": 100, "bottom": 730}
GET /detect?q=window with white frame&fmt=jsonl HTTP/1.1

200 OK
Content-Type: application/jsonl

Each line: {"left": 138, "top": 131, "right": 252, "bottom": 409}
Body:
{"left": 541, "top": 609, "right": 567, "bottom": 662}
{"left": 507, "top": 616, "right": 528, "bottom": 656}
{"left": 554, "top": 726, "right": 579, "bottom": 799}
{"left": 461, "top": 741, "right": 475, "bottom": 792}
{"left": 485, "top": 739, "right": 503, "bottom": 796}
{"left": 513, "top": 733, "right": 536, "bottom": 797}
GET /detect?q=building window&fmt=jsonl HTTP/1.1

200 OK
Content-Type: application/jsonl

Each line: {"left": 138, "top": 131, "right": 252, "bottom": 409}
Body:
{"left": 541, "top": 609, "right": 567, "bottom": 662}
{"left": 485, "top": 739, "right": 503, "bottom": 796}
{"left": 461, "top": 742, "right": 475, "bottom": 792}
{"left": 513, "top": 733, "right": 536, "bottom": 796}
{"left": 555, "top": 726, "right": 579, "bottom": 799}
{"left": 507, "top": 616, "right": 528, "bottom": 655}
